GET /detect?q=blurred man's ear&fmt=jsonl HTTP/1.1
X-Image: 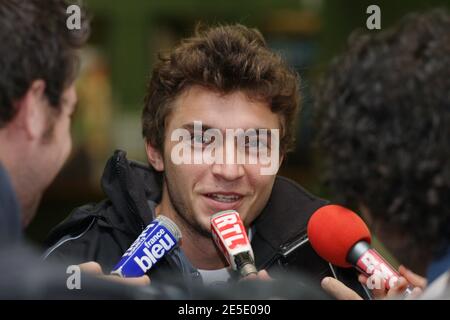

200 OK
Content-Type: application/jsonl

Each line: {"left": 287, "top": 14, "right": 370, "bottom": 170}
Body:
{"left": 14, "top": 80, "right": 49, "bottom": 141}
{"left": 145, "top": 141, "right": 164, "bottom": 171}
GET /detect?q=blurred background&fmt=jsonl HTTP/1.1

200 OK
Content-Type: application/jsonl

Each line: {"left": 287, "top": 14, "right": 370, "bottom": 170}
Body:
{"left": 28, "top": 0, "right": 449, "bottom": 262}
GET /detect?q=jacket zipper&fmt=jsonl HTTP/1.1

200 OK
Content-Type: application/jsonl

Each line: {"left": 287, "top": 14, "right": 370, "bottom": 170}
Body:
{"left": 114, "top": 152, "right": 146, "bottom": 232}
{"left": 279, "top": 232, "right": 309, "bottom": 257}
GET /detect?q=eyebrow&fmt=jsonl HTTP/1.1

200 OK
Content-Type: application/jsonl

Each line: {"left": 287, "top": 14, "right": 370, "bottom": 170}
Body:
{"left": 180, "top": 123, "right": 273, "bottom": 135}
{"left": 181, "top": 123, "right": 214, "bottom": 132}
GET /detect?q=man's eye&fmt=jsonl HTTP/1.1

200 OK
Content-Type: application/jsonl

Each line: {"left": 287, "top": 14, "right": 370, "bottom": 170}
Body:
{"left": 259, "top": 139, "right": 269, "bottom": 148}
{"left": 245, "top": 139, "right": 259, "bottom": 148}
{"left": 192, "top": 134, "right": 212, "bottom": 145}
{"left": 244, "top": 137, "right": 268, "bottom": 149}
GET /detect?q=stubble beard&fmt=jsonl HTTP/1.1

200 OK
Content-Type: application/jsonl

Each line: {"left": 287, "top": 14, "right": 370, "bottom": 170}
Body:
{"left": 164, "top": 173, "right": 212, "bottom": 239}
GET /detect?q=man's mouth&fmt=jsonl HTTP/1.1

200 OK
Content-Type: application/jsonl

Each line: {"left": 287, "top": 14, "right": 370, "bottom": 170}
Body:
{"left": 204, "top": 193, "right": 243, "bottom": 203}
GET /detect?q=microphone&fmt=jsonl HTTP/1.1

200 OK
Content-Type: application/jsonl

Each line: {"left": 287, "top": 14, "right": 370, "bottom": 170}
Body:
{"left": 211, "top": 210, "right": 258, "bottom": 278}
{"left": 307, "top": 205, "right": 408, "bottom": 292}
{"left": 111, "top": 215, "right": 182, "bottom": 277}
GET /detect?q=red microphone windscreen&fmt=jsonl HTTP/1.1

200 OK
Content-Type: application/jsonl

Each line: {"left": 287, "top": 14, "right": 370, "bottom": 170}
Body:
{"left": 307, "top": 205, "right": 372, "bottom": 268}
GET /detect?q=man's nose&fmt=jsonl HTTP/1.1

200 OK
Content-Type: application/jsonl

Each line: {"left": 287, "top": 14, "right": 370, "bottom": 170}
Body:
{"left": 211, "top": 162, "right": 245, "bottom": 181}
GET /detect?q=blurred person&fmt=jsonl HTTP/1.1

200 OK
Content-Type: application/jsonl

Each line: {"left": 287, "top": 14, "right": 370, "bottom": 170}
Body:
{"left": 0, "top": 0, "right": 150, "bottom": 298}
{"left": 315, "top": 9, "right": 450, "bottom": 299}
{"left": 45, "top": 24, "right": 368, "bottom": 298}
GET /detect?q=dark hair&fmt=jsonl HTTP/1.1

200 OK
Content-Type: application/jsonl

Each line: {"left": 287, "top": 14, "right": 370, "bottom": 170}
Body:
{"left": 142, "top": 24, "right": 300, "bottom": 155}
{"left": 0, "top": 0, "right": 90, "bottom": 128}
{"left": 315, "top": 9, "right": 450, "bottom": 260}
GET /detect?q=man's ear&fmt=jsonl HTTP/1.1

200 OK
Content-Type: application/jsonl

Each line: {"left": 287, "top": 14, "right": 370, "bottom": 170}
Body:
{"left": 145, "top": 141, "right": 164, "bottom": 171}
{"left": 14, "top": 80, "right": 49, "bottom": 140}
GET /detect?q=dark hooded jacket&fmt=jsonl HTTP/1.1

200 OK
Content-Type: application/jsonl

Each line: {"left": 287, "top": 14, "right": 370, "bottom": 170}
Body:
{"left": 44, "top": 150, "right": 370, "bottom": 299}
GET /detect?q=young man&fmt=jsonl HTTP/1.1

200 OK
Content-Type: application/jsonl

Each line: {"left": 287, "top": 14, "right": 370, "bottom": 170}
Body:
{"left": 45, "top": 24, "right": 367, "bottom": 297}
{"left": 315, "top": 9, "right": 450, "bottom": 299}
{"left": 0, "top": 0, "right": 150, "bottom": 298}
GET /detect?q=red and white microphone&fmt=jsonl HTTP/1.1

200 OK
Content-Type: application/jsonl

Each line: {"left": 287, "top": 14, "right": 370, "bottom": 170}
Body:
{"left": 307, "top": 205, "right": 410, "bottom": 292}
{"left": 211, "top": 210, "right": 258, "bottom": 278}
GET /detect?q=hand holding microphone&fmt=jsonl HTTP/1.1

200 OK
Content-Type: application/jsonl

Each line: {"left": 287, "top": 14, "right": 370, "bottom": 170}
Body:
{"left": 210, "top": 210, "right": 259, "bottom": 278}
{"left": 78, "top": 261, "right": 151, "bottom": 287}
{"left": 75, "top": 215, "right": 181, "bottom": 287}
{"left": 307, "top": 205, "right": 416, "bottom": 297}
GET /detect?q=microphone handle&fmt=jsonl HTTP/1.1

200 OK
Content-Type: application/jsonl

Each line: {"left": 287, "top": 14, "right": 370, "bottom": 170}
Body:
{"left": 348, "top": 241, "right": 413, "bottom": 295}
{"left": 234, "top": 251, "right": 258, "bottom": 278}
{"left": 347, "top": 241, "right": 371, "bottom": 265}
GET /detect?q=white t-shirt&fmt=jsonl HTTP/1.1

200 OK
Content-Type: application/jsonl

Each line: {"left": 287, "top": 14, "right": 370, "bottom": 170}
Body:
{"left": 198, "top": 267, "right": 234, "bottom": 287}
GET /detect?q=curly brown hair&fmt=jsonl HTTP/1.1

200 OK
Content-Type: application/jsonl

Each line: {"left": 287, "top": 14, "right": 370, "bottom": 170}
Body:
{"left": 142, "top": 24, "right": 300, "bottom": 155}
{"left": 315, "top": 9, "right": 450, "bottom": 267}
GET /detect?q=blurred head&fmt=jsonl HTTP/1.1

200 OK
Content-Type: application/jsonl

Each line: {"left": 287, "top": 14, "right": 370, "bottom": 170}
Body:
{"left": 0, "top": 0, "right": 90, "bottom": 225}
{"left": 316, "top": 9, "right": 450, "bottom": 273}
{"left": 142, "top": 24, "right": 300, "bottom": 236}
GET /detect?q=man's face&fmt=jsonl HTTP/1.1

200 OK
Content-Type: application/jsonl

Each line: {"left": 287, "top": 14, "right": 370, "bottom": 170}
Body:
{"left": 35, "top": 84, "right": 77, "bottom": 190}
{"left": 159, "top": 86, "right": 282, "bottom": 237}
{"left": 21, "top": 83, "right": 77, "bottom": 226}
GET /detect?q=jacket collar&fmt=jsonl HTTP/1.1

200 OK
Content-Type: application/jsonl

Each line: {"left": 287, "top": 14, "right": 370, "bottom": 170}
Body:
{"left": 100, "top": 150, "right": 161, "bottom": 236}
